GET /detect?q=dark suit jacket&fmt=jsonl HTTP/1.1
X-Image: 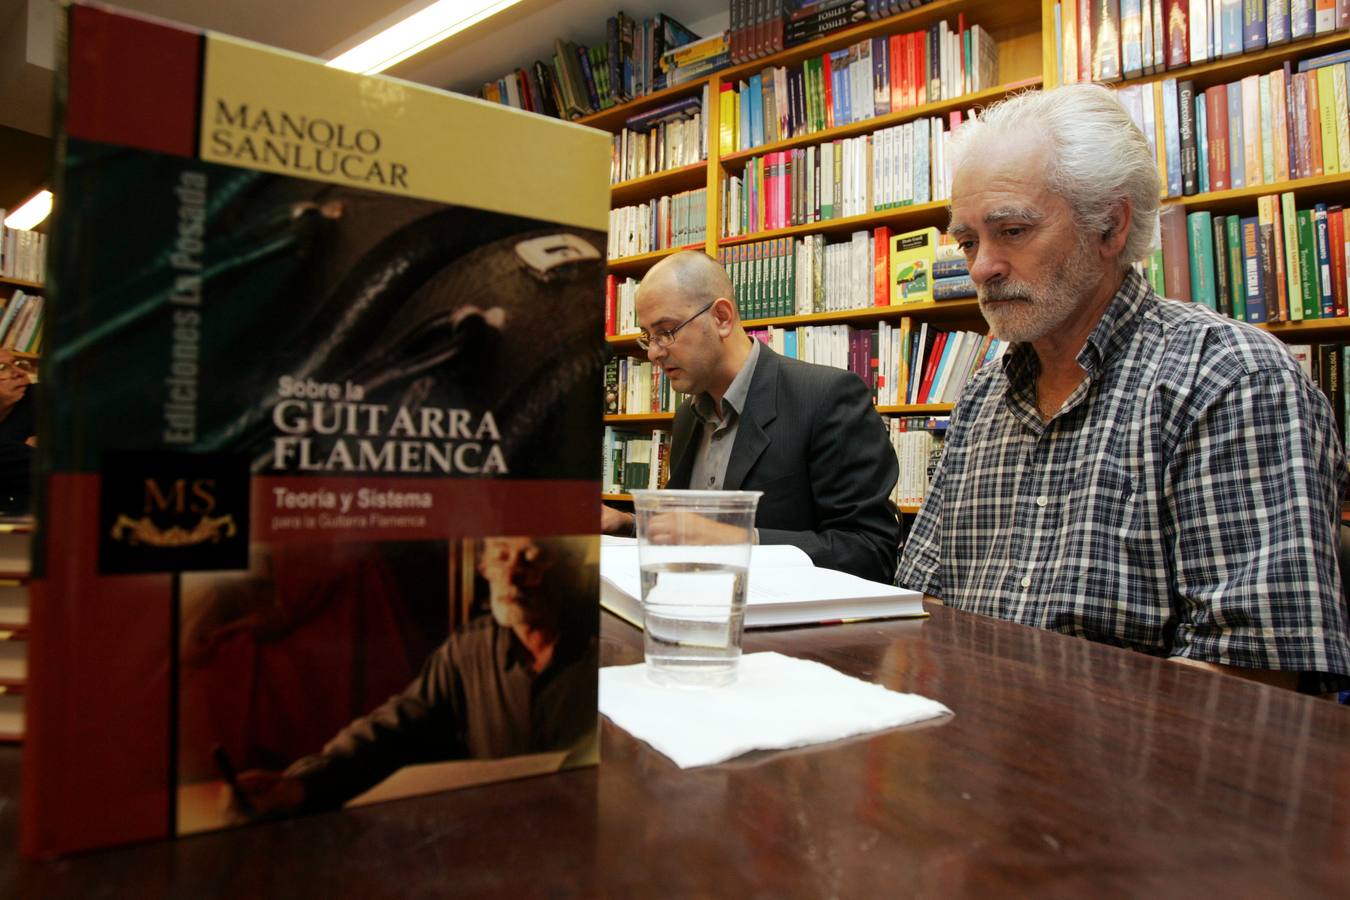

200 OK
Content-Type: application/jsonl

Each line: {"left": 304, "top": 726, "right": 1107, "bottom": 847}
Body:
{"left": 666, "top": 344, "right": 900, "bottom": 582}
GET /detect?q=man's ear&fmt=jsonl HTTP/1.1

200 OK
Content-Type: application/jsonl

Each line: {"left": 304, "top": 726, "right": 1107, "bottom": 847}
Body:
{"left": 1101, "top": 199, "right": 1132, "bottom": 258}
{"left": 711, "top": 296, "right": 738, "bottom": 332}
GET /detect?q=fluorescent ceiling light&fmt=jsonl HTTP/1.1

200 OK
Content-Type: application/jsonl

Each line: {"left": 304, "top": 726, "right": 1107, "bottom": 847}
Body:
{"left": 327, "top": 0, "right": 524, "bottom": 74}
{"left": 3, "top": 190, "right": 53, "bottom": 231}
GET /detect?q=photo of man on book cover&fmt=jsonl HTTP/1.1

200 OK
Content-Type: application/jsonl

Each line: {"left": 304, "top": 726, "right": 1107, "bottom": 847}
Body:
{"left": 176, "top": 534, "right": 598, "bottom": 833}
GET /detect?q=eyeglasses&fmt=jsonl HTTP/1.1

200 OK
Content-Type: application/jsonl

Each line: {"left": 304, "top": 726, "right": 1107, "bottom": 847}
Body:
{"left": 636, "top": 301, "right": 714, "bottom": 351}
{"left": 0, "top": 360, "right": 33, "bottom": 374}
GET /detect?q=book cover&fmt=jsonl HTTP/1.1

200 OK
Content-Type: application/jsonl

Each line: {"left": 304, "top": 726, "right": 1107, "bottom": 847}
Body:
{"left": 1165, "top": 0, "right": 1189, "bottom": 68}
{"left": 1296, "top": 207, "right": 1319, "bottom": 318}
{"left": 1281, "top": 192, "right": 1304, "bottom": 320}
{"left": 24, "top": 3, "right": 609, "bottom": 858}
{"left": 1243, "top": 0, "right": 1269, "bottom": 50}
{"left": 1241, "top": 216, "right": 1268, "bottom": 322}
{"left": 1188, "top": 211, "right": 1218, "bottom": 309}
{"left": 889, "top": 227, "right": 938, "bottom": 305}
{"left": 1213, "top": 214, "right": 1234, "bottom": 316}
{"left": 1179, "top": 80, "right": 1198, "bottom": 195}
{"left": 1268, "top": 0, "right": 1293, "bottom": 43}
{"left": 1314, "top": 204, "right": 1335, "bottom": 316}
{"left": 1227, "top": 213, "right": 1248, "bottom": 320}
{"left": 1159, "top": 205, "right": 1192, "bottom": 300}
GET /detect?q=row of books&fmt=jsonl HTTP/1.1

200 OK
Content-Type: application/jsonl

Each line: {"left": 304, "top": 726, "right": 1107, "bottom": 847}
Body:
{"left": 719, "top": 17, "right": 996, "bottom": 154}
{"left": 1149, "top": 194, "right": 1347, "bottom": 321}
{"left": 0, "top": 289, "right": 43, "bottom": 354}
{"left": 1054, "top": 0, "right": 1349, "bottom": 85}
{"left": 746, "top": 317, "right": 1005, "bottom": 407}
{"left": 1290, "top": 342, "right": 1350, "bottom": 445}
{"left": 1118, "top": 52, "right": 1350, "bottom": 201}
{"left": 0, "top": 220, "right": 45, "bottom": 283}
{"left": 603, "top": 428, "right": 672, "bottom": 493}
{"left": 711, "top": 225, "right": 970, "bottom": 327}
{"left": 883, "top": 322, "right": 1006, "bottom": 406}
{"left": 479, "top": 13, "right": 704, "bottom": 118}
{"left": 733, "top": 1, "right": 860, "bottom": 63}
{"left": 608, "top": 187, "right": 708, "bottom": 259}
{"left": 611, "top": 90, "right": 709, "bottom": 184}
{"left": 721, "top": 114, "right": 955, "bottom": 236}
{"left": 605, "top": 274, "right": 640, "bottom": 337}
{"left": 889, "top": 415, "right": 947, "bottom": 506}
{"left": 603, "top": 356, "right": 685, "bottom": 415}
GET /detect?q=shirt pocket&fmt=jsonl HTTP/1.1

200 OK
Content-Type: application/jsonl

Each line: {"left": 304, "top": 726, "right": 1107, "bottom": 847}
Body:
{"left": 1065, "top": 459, "right": 1140, "bottom": 546}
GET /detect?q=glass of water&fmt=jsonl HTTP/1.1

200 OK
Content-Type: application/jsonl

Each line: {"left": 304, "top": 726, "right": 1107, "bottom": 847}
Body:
{"left": 630, "top": 489, "right": 762, "bottom": 688}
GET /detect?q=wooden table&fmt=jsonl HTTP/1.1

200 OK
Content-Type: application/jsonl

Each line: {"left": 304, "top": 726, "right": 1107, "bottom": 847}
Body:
{"left": 1, "top": 604, "right": 1347, "bottom": 897}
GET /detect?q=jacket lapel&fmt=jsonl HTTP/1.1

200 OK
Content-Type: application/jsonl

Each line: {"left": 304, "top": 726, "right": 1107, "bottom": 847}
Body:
{"left": 723, "top": 344, "right": 778, "bottom": 490}
{"left": 667, "top": 404, "right": 698, "bottom": 489}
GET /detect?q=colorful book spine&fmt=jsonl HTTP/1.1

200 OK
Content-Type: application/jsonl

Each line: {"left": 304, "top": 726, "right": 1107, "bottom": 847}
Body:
{"left": 1189, "top": 211, "right": 1218, "bottom": 309}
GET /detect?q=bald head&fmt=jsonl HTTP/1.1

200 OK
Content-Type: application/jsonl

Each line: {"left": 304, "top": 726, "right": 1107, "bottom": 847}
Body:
{"left": 638, "top": 251, "right": 738, "bottom": 320}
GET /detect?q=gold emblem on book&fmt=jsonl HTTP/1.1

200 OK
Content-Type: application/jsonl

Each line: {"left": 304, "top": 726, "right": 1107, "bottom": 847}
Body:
{"left": 110, "top": 514, "right": 238, "bottom": 547}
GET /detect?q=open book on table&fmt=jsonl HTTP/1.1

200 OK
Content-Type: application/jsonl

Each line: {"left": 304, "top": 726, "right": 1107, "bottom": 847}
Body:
{"left": 600, "top": 537, "right": 926, "bottom": 628}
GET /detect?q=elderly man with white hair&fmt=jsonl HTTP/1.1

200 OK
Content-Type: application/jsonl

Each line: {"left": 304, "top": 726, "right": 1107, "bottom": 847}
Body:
{"left": 897, "top": 84, "right": 1350, "bottom": 694}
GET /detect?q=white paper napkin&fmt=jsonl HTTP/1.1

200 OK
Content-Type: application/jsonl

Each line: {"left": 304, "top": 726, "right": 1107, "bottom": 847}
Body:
{"left": 599, "top": 651, "right": 952, "bottom": 768}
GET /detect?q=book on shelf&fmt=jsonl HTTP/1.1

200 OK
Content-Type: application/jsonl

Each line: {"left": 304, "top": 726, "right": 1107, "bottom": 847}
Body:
{"left": 25, "top": 2, "right": 610, "bottom": 858}
{"left": 599, "top": 536, "right": 926, "bottom": 628}
{"left": 890, "top": 226, "right": 938, "bottom": 304}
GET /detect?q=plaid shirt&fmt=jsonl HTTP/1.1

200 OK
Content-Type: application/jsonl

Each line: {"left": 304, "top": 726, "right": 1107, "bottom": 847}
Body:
{"left": 897, "top": 269, "right": 1350, "bottom": 691}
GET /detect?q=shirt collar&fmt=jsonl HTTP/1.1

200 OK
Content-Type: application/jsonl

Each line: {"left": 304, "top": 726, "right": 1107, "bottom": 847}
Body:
{"left": 1001, "top": 267, "right": 1153, "bottom": 386}
{"left": 693, "top": 338, "right": 761, "bottom": 424}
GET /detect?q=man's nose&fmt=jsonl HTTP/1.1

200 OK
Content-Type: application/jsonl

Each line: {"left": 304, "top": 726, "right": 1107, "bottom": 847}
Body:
{"left": 968, "top": 243, "right": 1008, "bottom": 286}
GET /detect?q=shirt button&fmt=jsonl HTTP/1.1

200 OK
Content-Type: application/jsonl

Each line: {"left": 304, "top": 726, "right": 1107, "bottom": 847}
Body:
{"left": 1036, "top": 495, "right": 1048, "bottom": 507}
{"left": 1020, "top": 575, "right": 1031, "bottom": 589}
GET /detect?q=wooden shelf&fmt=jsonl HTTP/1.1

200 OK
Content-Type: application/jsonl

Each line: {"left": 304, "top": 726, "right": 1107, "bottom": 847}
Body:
{"left": 604, "top": 412, "right": 675, "bottom": 426}
{"left": 607, "top": 244, "right": 706, "bottom": 278}
{"left": 578, "top": 79, "right": 709, "bottom": 133}
{"left": 610, "top": 162, "right": 708, "bottom": 207}
{"left": 720, "top": 199, "right": 951, "bottom": 246}
{"left": 0, "top": 626, "right": 27, "bottom": 641}
{"left": 602, "top": 493, "right": 633, "bottom": 502}
{"left": 1261, "top": 316, "right": 1350, "bottom": 338}
{"left": 899, "top": 504, "right": 922, "bottom": 515}
{"left": 1164, "top": 172, "right": 1350, "bottom": 217}
{"left": 719, "top": 77, "right": 1042, "bottom": 167}
{"left": 0, "top": 277, "right": 42, "bottom": 291}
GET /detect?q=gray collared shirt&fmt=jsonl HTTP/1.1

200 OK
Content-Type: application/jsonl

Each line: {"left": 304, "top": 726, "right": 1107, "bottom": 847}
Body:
{"left": 688, "top": 338, "right": 761, "bottom": 490}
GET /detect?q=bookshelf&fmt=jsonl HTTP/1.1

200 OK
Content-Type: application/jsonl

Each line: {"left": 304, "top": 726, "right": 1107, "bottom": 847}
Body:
{"left": 0, "top": 518, "right": 32, "bottom": 743}
{"left": 560, "top": 2, "right": 1350, "bottom": 501}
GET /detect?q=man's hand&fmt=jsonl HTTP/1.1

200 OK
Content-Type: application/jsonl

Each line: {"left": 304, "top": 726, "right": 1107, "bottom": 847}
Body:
{"left": 643, "top": 511, "right": 750, "bottom": 546}
{"left": 601, "top": 504, "right": 635, "bottom": 536}
{"left": 221, "top": 770, "right": 307, "bottom": 822}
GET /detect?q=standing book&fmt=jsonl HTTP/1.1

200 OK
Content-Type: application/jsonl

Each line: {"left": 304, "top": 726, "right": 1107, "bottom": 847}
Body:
{"left": 24, "top": 3, "right": 610, "bottom": 857}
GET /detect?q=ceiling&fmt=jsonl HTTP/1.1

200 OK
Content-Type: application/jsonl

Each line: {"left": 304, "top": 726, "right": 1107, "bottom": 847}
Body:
{"left": 0, "top": 0, "right": 728, "bottom": 211}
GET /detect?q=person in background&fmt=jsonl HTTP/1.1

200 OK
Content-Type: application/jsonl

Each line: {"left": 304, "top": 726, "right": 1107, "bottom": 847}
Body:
{"left": 897, "top": 83, "right": 1350, "bottom": 693}
{"left": 601, "top": 251, "right": 900, "bottom": 583}
{"left": 0, "top": 348, "right": 36, "bottom": 513}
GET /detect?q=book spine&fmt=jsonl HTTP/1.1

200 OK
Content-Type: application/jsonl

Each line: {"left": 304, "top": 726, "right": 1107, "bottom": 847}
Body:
{"left": 1241, "top": 215, "right": 1267, "bottom": 323}
{"left": 1189, "top": 211, "right": 1218, "bottom": 309}
{"left": 1179, "top": 80, "right": 1198, "bottom": 195}
{"left": 1227, "top": 213, "right": 1248, "bottom": 320}
{"left": 1214, "top": 215, "right": 1234, "bottom": 317}
{"left": 1281, "top": 192, "right": 1304, "bottom": 321}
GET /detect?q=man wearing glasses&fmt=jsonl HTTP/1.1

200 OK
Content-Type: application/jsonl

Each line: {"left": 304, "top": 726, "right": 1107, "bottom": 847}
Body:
{"left": 0, "top": 348, "right": 35, "bottom": 514}
{"left": 601, "top": 251, "right": 900, "bottom": 583}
